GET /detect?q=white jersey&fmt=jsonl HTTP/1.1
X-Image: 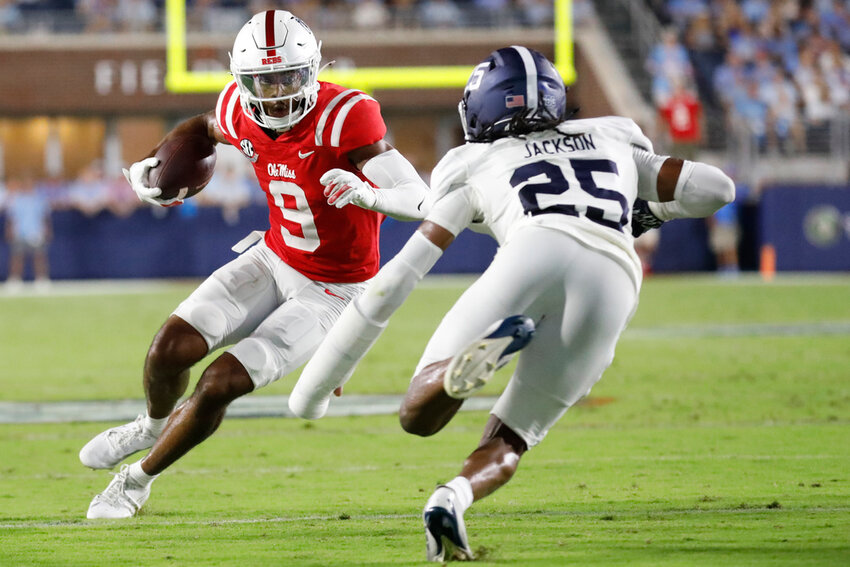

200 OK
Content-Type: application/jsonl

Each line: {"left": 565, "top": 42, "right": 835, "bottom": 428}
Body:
{"left": 426, "top": 116, "right": 655, "bottom": 290}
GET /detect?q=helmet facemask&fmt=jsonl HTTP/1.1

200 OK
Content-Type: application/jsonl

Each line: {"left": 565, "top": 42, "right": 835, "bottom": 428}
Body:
{"left": 232, "top": 56, "right": 320, "bottom": 131}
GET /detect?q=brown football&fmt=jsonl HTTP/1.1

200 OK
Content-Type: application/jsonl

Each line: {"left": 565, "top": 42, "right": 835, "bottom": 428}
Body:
{"left": 148, "top": 134, "right": 217, "bottom": 200}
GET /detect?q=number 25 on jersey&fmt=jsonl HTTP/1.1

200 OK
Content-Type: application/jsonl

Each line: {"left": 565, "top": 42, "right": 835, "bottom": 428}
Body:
{"left": 510, "top": 159, "right": 629, "bottom": 232}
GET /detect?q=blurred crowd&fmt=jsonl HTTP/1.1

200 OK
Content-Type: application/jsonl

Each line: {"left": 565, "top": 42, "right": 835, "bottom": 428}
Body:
{"left": 0, "top": 0, "right": 555, "bottom": 33}
{"left": 646, "top": 0, "right": 850, "bottom": 154}
{"left": 0, "top": 146, "right": 264, "bottom": 223}
{"left": 0, "top": 146, "right": 267, "bottom": 287}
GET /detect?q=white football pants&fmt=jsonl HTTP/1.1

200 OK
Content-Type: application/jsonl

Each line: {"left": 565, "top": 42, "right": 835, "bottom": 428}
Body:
{"left": 173, "top": 240, "right": 367, "bottom": 389}
{"left": 415, "top": 225, "right": 638, "bottom": 447}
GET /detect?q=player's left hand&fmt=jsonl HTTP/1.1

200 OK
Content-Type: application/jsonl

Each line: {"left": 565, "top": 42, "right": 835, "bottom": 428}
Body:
{"left": 321, "top": 169, "right": 377, "bottom": 210}
{"left": 631, "top": 198, "right": 665, "bottom": 237}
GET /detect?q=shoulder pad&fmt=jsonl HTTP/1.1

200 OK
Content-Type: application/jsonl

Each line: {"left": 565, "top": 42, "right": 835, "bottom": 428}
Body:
{"left": 215, "top": 81, "right": 241, "bottom": 142}
{"left": 313, "top": 87, "right": 382, "bottom": 149}
{"left": 601, "top": 116, "right": 654, "bottom": 152}
{"left": 430, "top": 146, "right": 475, "bottom": 202}
{"left": 569, "top": 116, "right": 654, "bottom": 152}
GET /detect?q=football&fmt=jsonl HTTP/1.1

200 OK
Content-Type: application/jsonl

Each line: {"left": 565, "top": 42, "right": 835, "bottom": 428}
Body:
{"left": 148, "top": 134, "right": 217, "bottom": 200}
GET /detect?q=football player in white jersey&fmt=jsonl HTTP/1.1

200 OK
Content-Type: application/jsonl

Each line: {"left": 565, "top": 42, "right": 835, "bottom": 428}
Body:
{"left": 292, "top": 46, "right": 735, "bottom": 561}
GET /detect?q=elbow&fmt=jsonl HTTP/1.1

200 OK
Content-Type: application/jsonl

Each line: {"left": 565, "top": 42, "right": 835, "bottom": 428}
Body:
{"left": 719, "top": 174, "right": 736, "bottom": 207}
{"left": 695, "top": 163, "right": 736, "bottom": 212}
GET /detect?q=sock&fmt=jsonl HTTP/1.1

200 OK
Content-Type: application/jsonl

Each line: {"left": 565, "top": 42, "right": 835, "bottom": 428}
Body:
{"left": 144, "top": 414, "right": 168, "bottom": 437}
{"left": 128, "top": 460, "right": 158, "bottom": 486}
{"left": 445, "top": 476, "right": 474, "bottom": 512}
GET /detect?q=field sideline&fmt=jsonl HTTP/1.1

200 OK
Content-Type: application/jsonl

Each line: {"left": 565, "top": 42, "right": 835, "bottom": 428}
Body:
{"left": 0, "top": 274, "right": 848, "bottom": 565}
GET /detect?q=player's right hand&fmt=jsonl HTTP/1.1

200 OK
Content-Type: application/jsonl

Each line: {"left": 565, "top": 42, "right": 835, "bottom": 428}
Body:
{"left": 122, "top": 157, "right": 183, "bottom": 207}
{"left": 320, "top": 169, "right": 377, "bottom": 210}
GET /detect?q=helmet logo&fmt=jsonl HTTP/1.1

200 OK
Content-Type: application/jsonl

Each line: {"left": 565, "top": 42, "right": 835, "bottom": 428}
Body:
{"left": 466, "top": 62, "right": 489, "bottom": 91}
{"left": 505, "top": 95, "right": 525, "bottom": 108}
{"left": 262, "top": 56, "right": 283, "bottom": 65}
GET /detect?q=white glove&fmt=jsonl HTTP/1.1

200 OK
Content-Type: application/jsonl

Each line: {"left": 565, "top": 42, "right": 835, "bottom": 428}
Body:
{"left": 122, "top": 157, "right": 184, "bottom": 207}
{"left": 320, "top": 169, "right": 377, "bottom": 210}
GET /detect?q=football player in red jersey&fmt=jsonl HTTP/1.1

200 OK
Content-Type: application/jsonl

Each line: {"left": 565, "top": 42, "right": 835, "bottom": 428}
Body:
{"left": 81, "top": 10, "right": 429, "bottom": 519}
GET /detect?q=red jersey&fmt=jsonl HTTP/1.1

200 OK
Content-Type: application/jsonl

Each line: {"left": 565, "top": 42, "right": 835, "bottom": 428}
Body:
{"left": 215, "top": 81, "right": 388, "bottom": 283}
{"left": 660, "top": 92, "right": 702, "bottom": 142}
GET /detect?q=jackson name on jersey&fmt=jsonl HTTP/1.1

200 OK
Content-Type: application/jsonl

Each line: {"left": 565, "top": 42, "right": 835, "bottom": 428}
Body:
{"left": 216, "top": 80, "right": 388, "bottom": 283}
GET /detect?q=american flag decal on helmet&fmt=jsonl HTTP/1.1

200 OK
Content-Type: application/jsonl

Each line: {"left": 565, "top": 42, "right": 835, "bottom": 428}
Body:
{"left": 505, "top": 94, "right": 525, "bottom": 108}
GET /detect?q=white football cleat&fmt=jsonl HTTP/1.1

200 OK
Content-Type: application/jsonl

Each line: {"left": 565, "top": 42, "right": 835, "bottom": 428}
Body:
{"left": 444, "top": 315, "right": 535, "bottom": 399}
{"left": 423, "top": 486, "right": 474, "bottom": 562}
{"left": 79, "top": 415, "right": 159, "bottom": 469}
{"left": 86, "top": 465, "right": 153, "bottom": 519}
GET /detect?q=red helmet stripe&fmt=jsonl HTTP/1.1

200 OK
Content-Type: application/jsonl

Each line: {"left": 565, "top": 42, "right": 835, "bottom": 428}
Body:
{"left": 264, "top": 10, "right": 277, "bottom": 57}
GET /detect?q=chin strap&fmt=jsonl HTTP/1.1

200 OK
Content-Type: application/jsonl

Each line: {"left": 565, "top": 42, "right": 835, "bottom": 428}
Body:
{"left": 318, "top": 60, "right": 335, "bottom": 75}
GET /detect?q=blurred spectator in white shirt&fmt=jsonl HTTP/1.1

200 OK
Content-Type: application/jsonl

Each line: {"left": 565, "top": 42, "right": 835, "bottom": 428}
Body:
{"left": 795, "top": 45, "right": 839, "bottom": 125}
{"left": 819, "top": 40, "right": 850, "bottom": 111}
{"left": 67, "top": 160, "right": 112, "bottom": 217}
{"left": 647, "top": 27, "right": 695, "bottom": 105}
{"left": 759, "top": 72, "right": 806, "bottom": 152}
{"left": 4, "top": 174, "right": 51, "bottom": 289}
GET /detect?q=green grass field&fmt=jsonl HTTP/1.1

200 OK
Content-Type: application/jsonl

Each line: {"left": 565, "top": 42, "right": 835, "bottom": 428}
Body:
{"left": 1, "top": 275, "right": 848, "bottom": 566}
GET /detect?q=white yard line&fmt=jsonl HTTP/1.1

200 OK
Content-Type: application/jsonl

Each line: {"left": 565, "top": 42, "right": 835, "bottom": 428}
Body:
{"left": 622, "top": 320, "right": 850, "bottom": 338}
{"left": 0, "top": 394, "right": 499, "bottom": 424}
{"left": 1, "top": 316, "right": 848, "bottom": 424}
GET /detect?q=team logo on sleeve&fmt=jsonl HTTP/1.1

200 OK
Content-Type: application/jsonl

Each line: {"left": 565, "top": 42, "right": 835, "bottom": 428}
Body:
{"left": 239, "top": 139, "right": 259, "bottom": 163}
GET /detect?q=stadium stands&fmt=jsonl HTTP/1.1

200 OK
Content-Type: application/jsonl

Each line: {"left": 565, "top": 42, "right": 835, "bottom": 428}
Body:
{"left": 1, "top": 0, "right": 848, "bottom": 280}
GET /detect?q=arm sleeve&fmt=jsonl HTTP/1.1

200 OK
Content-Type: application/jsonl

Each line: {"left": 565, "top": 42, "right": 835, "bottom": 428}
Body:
{"left": 647, "top": 161, "right": 736, "bottom": 221}
{"left": 361, "top": 149, "right": 430, "bottom": 221}
{"left": 632, "top": 146, "right": 736, "bottom": 219}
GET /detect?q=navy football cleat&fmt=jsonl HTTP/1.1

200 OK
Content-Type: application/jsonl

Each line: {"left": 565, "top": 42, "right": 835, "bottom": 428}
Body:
{"left": 424, "top": 486, "right": 474, "bottom": 562}
{"left": 444, "top": 315, "right": 535, "bottom": 399}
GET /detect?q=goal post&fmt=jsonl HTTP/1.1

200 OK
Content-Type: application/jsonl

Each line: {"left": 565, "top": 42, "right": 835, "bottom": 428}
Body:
{"left": 165, "top": 0, "right": 574, "bottom": 93}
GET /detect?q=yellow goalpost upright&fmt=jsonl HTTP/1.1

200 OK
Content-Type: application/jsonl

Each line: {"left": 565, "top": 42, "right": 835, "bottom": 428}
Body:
{"left": 164, "top": 0, "right": 574, "bottom": 94}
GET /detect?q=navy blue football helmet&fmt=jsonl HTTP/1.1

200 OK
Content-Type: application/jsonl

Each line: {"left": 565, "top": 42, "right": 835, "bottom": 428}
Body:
{"left": 459, "top": 46, "right": 568, "bottom": 142}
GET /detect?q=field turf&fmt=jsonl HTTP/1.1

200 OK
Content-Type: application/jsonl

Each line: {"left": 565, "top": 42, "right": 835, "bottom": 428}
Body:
{"left": 0, "top": 275, "right": 848, "bottom": 566}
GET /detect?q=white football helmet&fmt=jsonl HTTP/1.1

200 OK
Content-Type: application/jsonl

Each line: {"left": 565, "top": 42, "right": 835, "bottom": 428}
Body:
{"left": 230, "top": 10, "right": 322, "bottom": 131}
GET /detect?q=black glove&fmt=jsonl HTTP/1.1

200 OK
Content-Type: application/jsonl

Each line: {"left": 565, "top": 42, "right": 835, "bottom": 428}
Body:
{"left": 631, "top": 198, "right": 665, "bottom": 238}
